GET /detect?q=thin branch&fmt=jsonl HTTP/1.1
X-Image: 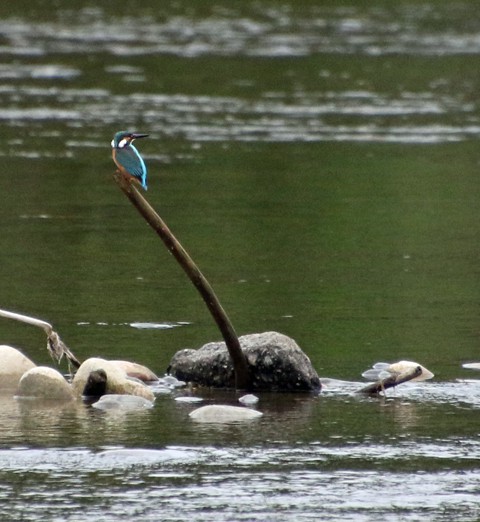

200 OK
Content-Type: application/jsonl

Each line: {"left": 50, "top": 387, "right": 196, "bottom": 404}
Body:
{"left": 113, "top": 170, "right": 251, "bottom": 390}
{"left": 0, "top": 308, "right": 81, "bottom": 369}
{"left": 0, "top": 308, "right": 53, "bottom": 333}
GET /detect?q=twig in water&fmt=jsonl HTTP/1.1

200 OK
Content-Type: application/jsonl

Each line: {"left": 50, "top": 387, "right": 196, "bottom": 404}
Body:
{"left": 358, "top": 365, "right": 422, "bottom": 395}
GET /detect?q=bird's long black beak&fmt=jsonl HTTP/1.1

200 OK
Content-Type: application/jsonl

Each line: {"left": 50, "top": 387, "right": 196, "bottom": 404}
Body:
{"left": 131, "top": 133, "right": 149, "bottom": 140}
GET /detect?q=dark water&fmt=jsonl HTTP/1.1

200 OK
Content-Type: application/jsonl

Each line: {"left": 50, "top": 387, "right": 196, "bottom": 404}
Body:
{"left": 2, "top": 1, "right": 480, "bottom": 520}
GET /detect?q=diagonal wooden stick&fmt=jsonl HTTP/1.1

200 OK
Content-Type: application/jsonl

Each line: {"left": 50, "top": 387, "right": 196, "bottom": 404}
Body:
{"left": 358, "top": 365, "right": 422, "bottom": 395}
{"left": 113, "top": 170, "right": 251, "bottom": 390}
{"left": 0, "top": 308, "right": 81, "bottom": 369}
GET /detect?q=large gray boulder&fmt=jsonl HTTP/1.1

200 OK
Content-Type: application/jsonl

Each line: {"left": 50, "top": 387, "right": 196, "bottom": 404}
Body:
{"left": 168, "top": 331, "right": 321, "bottom": 392}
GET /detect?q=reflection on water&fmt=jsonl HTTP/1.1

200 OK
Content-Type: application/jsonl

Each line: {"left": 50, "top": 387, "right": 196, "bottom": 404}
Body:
{"left": 1, "top": 433, "right": 480, "bottom": 521}
{"left": 2, "top": 0, "right": 480, "bottom": 520}
{"left": 2, "top": 376, "right": 480, "bottom": 520}
{"left": 76, "top": 320, "right": 189, "bottom": 329}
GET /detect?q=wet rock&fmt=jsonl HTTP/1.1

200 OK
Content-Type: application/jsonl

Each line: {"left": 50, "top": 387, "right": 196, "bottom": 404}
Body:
{"left": 238, "top": 394, "right": 259, "bottom": 405}
{"left": 168, "top": 331, "right": 321, "bottom": 392}
{"left": 150, "top": 375, "right": 187, "bottom": 396}
{"left": 161, "top": 375, "right": 186, "bottom": 388}
{"left": 16, "top": 366, "right": 74, "bottom": 401}
{"left": 189, "top": 404, "right": 263, "bottom": 423}
{"left": 0, "top": 345, "right": 36, "bottom": 391}
{"left": 462, "top": 362, "right": 480, "bottom": 370}
{"left": 83, "top": 369, "right": 107, "bottom": 397}
{"left": 91, "top": 394, "right": 154, "bottom": 411}
{"left": 175, "top": 396, "right": 204, "bottom": 403}
{"left": 71, "top": 358, "right": 154, "bottom": 401}
{"left": 109, "top": 360, "right": 158, "bottom": 382}
{"left": 150, "top": 383, "right": 173, "bottom": 395}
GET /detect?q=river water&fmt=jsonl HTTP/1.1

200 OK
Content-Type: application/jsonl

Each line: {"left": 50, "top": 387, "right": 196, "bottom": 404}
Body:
{"left": 1, "top": 1, "right": 480, "bottom": 520}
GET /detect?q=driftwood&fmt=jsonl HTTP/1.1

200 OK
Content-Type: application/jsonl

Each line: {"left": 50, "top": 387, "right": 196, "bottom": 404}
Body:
{"left": 0, "top": 308, "right": 81, "bottom": 369}
{"left": 358, "top": 365, "right": 422, "bottom": 395}
{"left": 113, "top": 170, "right": 251, "bottom": 390}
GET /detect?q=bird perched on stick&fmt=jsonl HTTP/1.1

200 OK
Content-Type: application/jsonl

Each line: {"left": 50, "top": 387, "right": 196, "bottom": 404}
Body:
{"left": 111, "top": 130, "right": 149, "bottom": 190}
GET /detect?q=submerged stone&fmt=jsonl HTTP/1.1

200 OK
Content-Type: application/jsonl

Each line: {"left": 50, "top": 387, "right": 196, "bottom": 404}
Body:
{"left": 91, "top": 394, "right": 154, "bottom": 411}
{"left": 462, "top": 362, "right": 480, "bottom": 370}
{"left": 189, "top": 404, "right": 263, "bottom": 423}
{"left": 175, "top": 396, "right": 204, "bottom": 403}
{"left": 161, "top": 375, "right": 186, "bottom": 388}
{"left": 238, "top": 394, "right": 259, "bottom": 405}
{"left": 168, "top": 331, "right": 321, "bottom": 392}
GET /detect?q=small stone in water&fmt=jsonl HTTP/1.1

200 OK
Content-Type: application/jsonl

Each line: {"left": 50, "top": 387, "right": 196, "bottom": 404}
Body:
{"left": 175, "top": 396, "right": 204, "bottom": 403}
{"left": 92, "top": 394, "right": 154, "bottom": 411}
{"left": 161, "top": 375, "right": 186, "bottom": 388}
{"left": 189, "top": 405, "right": 263, "bottom": 423}
{"left": 151, "top": 385, "right": 172, "bottom": 396}
{"left": 463, "top": 363, "right": 480, "bottom": 370}
{"left": 238, "top": 394, "right": 259, "bottom": 405}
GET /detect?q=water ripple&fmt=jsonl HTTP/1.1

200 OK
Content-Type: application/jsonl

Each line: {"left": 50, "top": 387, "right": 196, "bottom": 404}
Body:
{"left": 0, "top": 87, "right": 476, "bottom": 148}
{"left": 0, "top": 437, "right": 478, "bottom": 473}
{"left": 0, "top": 443, "right": 479, "bottom": 520}
{"left": 3, "top": 6, "right": 480, "bottom": 58}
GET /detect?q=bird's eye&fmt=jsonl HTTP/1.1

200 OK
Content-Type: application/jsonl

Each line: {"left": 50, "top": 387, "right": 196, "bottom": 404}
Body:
{"left": 110, "top": 139, "right": 115, "bottom": 148}
{"left": 118, "top": 138, "right": 128, "bottom": 148}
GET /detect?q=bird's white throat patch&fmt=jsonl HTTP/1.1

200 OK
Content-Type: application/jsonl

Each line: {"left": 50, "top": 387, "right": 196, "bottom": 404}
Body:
{"left": 111, "top": 138, "right": 128, "bottom": 148}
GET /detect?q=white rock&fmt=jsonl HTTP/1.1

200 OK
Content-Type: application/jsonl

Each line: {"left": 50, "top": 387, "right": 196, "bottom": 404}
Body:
{"left": 462, "top": 363, "right": 480, "bottom": 370}
{"left": 189, "top": 405, "right": 263, "bottom": 423}
{"left": 238, "top": 394, "right": 259, "bottom": 405}
{"left": 92, "top": 394, "right": 154, "bottom": 411}
{"left": 0, "top": 345, "right": 36, "bottom": 390}
{"left": 175, "top": 396, "right": 203, "bottom": 403}
{"left": 71, "top": 358, "right": 154, "bottom": 400}
{"left": 16, "top": 366, "right": 74, "bottom": 400}
{"left": 150, "top": 384, "right": 173, "bottom": 395}
{"left": 161, "top": 375, "right": 186, "bottom": 388}
{"left": 109, "top": 360, "right": 158, "bottom": 382}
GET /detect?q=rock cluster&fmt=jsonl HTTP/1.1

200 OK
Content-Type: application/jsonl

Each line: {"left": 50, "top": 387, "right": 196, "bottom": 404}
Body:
{"left": 0, "top": 345, "right": 156, "bottom": 402}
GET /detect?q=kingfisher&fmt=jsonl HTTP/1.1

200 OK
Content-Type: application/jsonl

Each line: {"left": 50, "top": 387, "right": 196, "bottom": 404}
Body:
{"left": 111, "top": 130, "right": 149, "bottom": 190}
